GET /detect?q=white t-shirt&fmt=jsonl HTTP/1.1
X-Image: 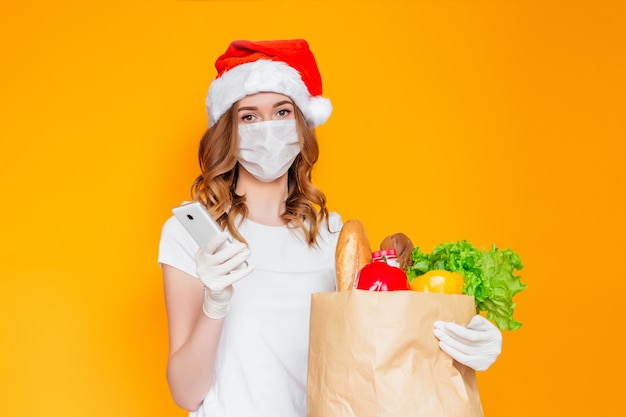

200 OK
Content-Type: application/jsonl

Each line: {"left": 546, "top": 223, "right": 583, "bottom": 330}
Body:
{"left": 158, "top": 212, "right": 343, "bottom": 417}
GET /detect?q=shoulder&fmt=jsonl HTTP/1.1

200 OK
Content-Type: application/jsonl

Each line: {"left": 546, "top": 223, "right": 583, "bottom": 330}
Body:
{"left": 314, "top": 211, "right": 343, "bottom": 247}
{"left": 160, "top": 215, "right": 194, "bottom": 244}
{"left": 158, "top": 215, "right": 200, "bottom": 277}
{"left": 327, "top": 211, "right": 343, "bottom": 233}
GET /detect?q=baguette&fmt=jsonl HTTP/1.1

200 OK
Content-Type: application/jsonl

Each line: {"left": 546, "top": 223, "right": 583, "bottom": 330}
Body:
{"left": 380, "top": 232, "right": 414, "bottom": 270}
{"left": 335, "top": 219, "right": 372, "bottom": 291}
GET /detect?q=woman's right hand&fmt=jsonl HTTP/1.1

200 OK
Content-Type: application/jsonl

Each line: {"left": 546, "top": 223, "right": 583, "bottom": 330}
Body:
{"left": 195, "top": 232, "right": 254, "bottom": 319}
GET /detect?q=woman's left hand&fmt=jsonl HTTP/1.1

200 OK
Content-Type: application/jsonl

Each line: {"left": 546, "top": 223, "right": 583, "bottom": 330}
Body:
{"left": 433, "top": 315, "right": 502, "bottom": 371}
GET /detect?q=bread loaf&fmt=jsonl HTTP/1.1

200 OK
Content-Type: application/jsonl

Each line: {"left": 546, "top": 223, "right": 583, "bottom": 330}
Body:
{"left": 335, "top": 220, "right": 372, "bottom": 291}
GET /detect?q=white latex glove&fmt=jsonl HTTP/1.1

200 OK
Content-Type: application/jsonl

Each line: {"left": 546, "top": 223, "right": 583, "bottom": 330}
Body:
{"left": 433, "top": 315, "right": 502, "bottom": 371}
{"left": 195, "top": 232, "right": 254, "bottom": 319}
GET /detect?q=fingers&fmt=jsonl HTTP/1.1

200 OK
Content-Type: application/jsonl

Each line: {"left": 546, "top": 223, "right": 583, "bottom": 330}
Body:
{"left": 466, "top": 315, "right": 495, "bottom": 331}
{"left": 214, "top": 243, "right": 251, "bottom": 274}
{"left": 221, "top": 263, "right": 255, "bottom": 287}
{"left": 433, "top": 325, "right": 474, "bottom": 356}
{"left": 433, "top": 315, "right": 503, "bottom": 372}
{"left": 195, "top": 237, "right": 254, "bottom": 292}
{"left": 434, "top": 320, "right": 481, "bottom": 344}
{"left": 434, "top": 316, "right": 497, "bottom": 345}
{"left": 196, "top": 236, "right": 250, "bottom": 272}
{"left": 203, "top": 231, "right": 232, "bottom": 255}
{"left": 438, "top": 339, "right": 494, "bottom": 371}
{"left": 437, "top": 340, "right": 475, "bottom": 368}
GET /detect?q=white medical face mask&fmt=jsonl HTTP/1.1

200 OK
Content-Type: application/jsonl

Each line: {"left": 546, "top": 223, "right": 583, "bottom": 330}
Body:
{"left": 237, "top": 120, "right": 300, "bottom": 182}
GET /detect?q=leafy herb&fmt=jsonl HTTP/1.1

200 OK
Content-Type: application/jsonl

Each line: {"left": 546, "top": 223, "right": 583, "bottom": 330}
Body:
{"left": 406, "top": 240, "right": 526, "bottom": 331}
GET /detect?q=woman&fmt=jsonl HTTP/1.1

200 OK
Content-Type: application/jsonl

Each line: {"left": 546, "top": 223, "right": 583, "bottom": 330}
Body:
{"left": 158, "top": 39, "right": 502, "bottom": 417}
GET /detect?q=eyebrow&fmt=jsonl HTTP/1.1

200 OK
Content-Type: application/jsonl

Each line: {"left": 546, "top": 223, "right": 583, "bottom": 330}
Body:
{"left": 237, "top": 100, "right": 294, "bottom": 112}
{"left": 273, "top": 100, "right": 294, "bottom": 108}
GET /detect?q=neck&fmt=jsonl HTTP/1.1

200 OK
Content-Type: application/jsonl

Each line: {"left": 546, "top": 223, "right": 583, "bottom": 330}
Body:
{"left": 235, "top": 168, "right": 289, "bottom": 226}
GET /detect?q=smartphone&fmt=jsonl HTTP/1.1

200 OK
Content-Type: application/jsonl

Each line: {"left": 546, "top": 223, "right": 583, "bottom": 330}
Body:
{"left": 172, "top": 201, "right": 230, "bottom": 248}
{"left": 172, "top": 202, "right": 249, "bottom": 268}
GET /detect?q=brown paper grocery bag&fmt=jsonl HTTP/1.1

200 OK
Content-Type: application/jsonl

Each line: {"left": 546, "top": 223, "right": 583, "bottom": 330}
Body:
{"left": 307, "top": 290, "right": 483, "bottom": 417}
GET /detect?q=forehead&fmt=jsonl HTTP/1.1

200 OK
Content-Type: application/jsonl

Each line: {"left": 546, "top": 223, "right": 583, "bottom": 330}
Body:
{"left": 238, "top": 92, "right": 293, "bottom": 107}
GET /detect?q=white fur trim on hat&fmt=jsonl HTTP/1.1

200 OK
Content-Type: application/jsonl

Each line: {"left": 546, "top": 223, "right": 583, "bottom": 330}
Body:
{"left": 206, "top": 60, "right": 332, "bottom": 128}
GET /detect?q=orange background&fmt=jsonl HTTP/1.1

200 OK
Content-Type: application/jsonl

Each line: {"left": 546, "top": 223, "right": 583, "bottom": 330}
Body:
{"left": 1, "top": 1, "right": 624, "bottom": 416}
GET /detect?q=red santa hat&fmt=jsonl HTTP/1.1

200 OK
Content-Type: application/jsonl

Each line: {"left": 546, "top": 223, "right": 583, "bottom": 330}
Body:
{"left": 206, "top": 39, "right": 332, "bottom": 128}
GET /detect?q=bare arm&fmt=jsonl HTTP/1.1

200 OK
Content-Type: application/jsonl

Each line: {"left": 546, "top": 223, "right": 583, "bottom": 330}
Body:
{"left": 163, "top": 264, "right": 224, "bottom": 411}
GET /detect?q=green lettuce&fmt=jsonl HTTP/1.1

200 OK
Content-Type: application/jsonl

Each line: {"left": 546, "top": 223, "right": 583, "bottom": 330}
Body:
{"left": 406, "top": 240, "right": 526, "bottom": 331}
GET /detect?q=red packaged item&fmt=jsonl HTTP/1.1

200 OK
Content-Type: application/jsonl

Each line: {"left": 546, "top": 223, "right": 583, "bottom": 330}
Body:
{"left": 355, "top": 249, "right": 410, "bottom": 291}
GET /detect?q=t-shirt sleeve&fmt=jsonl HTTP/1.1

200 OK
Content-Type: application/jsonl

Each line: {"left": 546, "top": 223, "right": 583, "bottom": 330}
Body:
{"left": 328, "top": 212, "right": 343, "bottom": 233}
{"left": 327, "top": 212, "right": 343, "bottom": 249}
{"left": 157, "top": 216, "right": 200, "bottom": 278}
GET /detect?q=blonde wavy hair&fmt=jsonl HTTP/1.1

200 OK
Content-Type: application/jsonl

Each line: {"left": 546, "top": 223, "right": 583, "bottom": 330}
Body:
{"left": 191, "top": 104, "right": 329, "bottom": 246}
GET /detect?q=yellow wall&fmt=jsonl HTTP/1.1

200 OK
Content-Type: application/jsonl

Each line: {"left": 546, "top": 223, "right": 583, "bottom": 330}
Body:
{"left": 1, "top": 1, "right": 624, "bottom": 416}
